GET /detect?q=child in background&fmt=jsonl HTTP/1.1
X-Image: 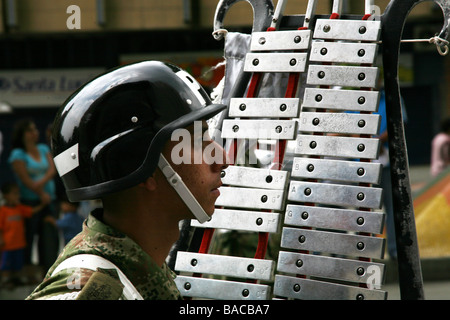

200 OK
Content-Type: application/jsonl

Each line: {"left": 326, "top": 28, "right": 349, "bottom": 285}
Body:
{"left": 0, "top": 182, "right": 48, "bottom": 289}
{"left": 45, "top": 198, "right": 84, "bottom": 245}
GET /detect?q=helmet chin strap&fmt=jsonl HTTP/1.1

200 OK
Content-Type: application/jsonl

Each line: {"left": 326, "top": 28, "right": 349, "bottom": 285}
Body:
{"left": 157, "top": 154, "right": 211, "bottom": 224}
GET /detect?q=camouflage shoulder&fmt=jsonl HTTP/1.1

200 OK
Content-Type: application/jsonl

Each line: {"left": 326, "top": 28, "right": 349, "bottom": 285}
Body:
{"left": 76, "top": 268, "right": 124, "bottom": 300}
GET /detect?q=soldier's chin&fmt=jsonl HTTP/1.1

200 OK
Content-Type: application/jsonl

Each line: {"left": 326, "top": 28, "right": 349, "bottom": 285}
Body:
{"left": 204, "top": 205, "right": 215, "bottom": 216}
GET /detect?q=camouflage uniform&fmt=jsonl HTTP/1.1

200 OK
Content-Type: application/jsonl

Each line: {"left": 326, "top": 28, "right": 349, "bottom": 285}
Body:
{"left": 26, "top": 209, "right": 181, "bottom": 300}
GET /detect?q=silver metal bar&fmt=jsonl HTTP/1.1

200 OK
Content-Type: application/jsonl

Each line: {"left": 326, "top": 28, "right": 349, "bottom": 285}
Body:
{"left": 302, "top": 88, "right": 380, "bottom": 112}
{"left": 273, "top": 275, "right": 387, "bottom": 300}
{"left": 216, "top": 186, "right": 285, "bottom": 211}
{"left": 191, "top": 208, "right": 281, "bottom": 233}
{"left": 287, "top": 180, "right": 383, "bottom": 209}
{"left": 221, "top": 165, "right": 289, "bottom": 190}
{"left": 222, "top": 119, "right": 297, "bottom": 140}
{"left": 175, "top": 276, "right": 271, "bottom": 300}
{"left": 310, "top": 42, "right": 378, "bottom": 64}
{"left": 365, "top": 0, "right": 375, "bottom": 16}
{"left": 291, "top": 157, "right": 382, "bottom": 184}
{"left": 229, "top": 98, "right": 300, "bottom": 118}
{"left": 313, "top": 19, "right": 381, "bottom": 41}
{"left": 307, "top": 65, "right": 379, "bottom": 88}
{"left": 331, "top": 0, "right": 343, "bottom": 16}
{"left": 250, "top": 30, "right": 312, "bottom": 51}
{"left": 277, "top": 251, "right": 385, "bottom": 284}
{"left": 280, "top": 227, "right": 385, "bottom": 259}
{"left": 294, "top": 134, "right": 380, "bottom": 159}
{"left": 269, "top": 0, "right": 287, "bottom": 30}
{"left": 284, "top": 204, "right": 385, "bottom": 234}
{"left": 175, "top": 252, "right": 275, "bottom": 281}
{"left": 244, "top": 52, "right": 308, "bottom": 73}
{"left": 299, "top": 112, "right": 381, "bottom": 135}
{"left": 303, "top": 0, "right": 318, "bottom": 29}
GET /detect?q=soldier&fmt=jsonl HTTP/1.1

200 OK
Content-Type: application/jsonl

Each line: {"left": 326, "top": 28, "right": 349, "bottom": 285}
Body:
{"left": 27, "top": 61, "right": 228, "bottom": 300}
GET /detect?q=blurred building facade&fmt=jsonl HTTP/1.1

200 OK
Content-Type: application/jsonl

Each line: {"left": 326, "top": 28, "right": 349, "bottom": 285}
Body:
{"left": 0, "top": 0, "right": 448, "bottom": 183}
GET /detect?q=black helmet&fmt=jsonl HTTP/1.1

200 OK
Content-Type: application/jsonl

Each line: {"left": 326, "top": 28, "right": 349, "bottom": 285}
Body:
{"left": 52, "top": 61, "right": 226, "bottom": 202}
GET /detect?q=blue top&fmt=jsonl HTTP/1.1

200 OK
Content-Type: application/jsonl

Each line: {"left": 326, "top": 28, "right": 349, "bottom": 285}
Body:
{"left": 8, "top": 143, "right": 56, "bottom": 201}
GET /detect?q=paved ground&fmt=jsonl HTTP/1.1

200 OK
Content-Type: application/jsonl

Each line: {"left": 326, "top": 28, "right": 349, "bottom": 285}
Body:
{"left": 382, "top": 165, "right": 450, "bottom": 300}
{"left": 0, "top": 284, "right": 35, "bottom": 300}
{"left": 384, "top": 280, "right": 450, "bottom": 300}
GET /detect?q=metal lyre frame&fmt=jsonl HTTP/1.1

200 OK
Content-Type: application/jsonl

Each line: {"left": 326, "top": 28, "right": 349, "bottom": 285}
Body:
{"left": 168, "top": 0, "right": 450, "bottom": 300}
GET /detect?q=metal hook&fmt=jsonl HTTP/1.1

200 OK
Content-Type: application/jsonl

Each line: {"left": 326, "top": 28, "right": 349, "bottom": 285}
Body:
{"left": 433, "top": 0, "right": 450, "bottom": 54}
{"left": 434, "top": 0, "right": 450, "bottom": 40}
{"left": 212, "top": 0, "right": 275, "bottom": 40}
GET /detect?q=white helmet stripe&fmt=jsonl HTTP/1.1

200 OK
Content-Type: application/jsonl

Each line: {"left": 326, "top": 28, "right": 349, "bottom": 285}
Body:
{"left": 175, "top": 70, "right": 206, "bottom": 106}
{"left": 54, "top": 143, "right": 79, "bottom": 177}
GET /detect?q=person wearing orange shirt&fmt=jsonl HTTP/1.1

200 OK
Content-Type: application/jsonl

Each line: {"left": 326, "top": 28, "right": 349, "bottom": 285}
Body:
{"left": 0, "top": 182, "right": 48, "bottom": 288}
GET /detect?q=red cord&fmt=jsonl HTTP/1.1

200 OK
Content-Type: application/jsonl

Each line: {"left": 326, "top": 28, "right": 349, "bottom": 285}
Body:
{"left": 198, "top": 228, "right": 214, "bottom": 254}
{"left": 330, "top": 12, "right": 340, "bottom": 19}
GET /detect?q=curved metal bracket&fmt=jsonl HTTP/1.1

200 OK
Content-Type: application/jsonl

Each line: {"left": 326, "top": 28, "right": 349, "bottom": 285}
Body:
{"left": 213, "top": 0, "right": 275, "bottom": 40}
{"left": 430, "top": 0, "right": 450, "bottom": 55}
{"left": 435, "top": 0, "right": 450, "bottom": 43}
{"left": 381, "top": 0, "right": 449, "bottom": 300}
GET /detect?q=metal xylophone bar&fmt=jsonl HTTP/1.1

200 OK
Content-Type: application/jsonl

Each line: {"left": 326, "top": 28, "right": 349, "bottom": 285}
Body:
{"left": 175, "top": 0, "right": 304, "bottom": 300}
{"left": 174, "top": 1, "right": 387, "bottom": 300}
{"left": 270, "top": 2, "right": 390, "bottom": 300}
{"left": 178, "top": 1, "right": 388, "bottom": 300}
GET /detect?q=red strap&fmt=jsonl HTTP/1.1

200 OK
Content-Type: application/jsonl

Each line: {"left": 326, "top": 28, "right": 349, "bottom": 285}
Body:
{"left": 198, "top": 228, "right": 214, "bottom": 254}
{"left": 330, "top": 12, "right": 340, "bottom": 19}
{"left": 246, "top": 72, "right": 262, "bottom": 98}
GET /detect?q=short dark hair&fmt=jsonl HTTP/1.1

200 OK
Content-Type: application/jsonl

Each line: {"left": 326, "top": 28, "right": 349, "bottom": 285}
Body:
{"left": 12, "top": 118, "right": 35, "bottom": 149}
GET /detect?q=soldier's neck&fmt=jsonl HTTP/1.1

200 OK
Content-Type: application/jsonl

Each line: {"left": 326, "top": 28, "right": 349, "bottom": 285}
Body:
{"left": 102, "top": 204, "right": 181, "bottom": 267}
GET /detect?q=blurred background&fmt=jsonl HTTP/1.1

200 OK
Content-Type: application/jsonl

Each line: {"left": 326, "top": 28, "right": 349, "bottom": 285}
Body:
{"left": 0, "top": 0, "right": 447, "bottom": 182}
{"left": 0, "top": 0, "right": 448, "bottom": 299}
